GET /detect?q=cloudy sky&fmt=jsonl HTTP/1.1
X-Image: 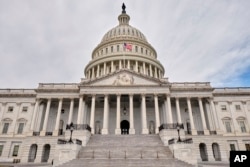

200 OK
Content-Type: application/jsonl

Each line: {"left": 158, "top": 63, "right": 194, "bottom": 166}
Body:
{"left": 0, "top": 0, "right": 250, "bottom": 88}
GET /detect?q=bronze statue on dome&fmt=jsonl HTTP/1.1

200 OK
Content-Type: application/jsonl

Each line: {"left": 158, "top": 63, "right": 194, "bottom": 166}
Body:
{"left": 122, "top": 3, "right": 126, "bottom": 13}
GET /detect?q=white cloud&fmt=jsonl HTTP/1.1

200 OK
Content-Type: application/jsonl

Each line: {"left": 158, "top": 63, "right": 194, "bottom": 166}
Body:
{"left": 0, "top": 0, "right": 249, "bottom": 88}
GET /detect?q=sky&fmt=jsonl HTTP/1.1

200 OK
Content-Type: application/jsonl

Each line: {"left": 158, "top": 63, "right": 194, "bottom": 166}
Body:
{"left": 0, "top": 0, "right": 250, "bottom": 88}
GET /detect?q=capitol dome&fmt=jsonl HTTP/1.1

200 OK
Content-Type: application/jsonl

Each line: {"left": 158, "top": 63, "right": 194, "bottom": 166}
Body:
{"left": 84, "top": 4, "right": 165, "bottom": 80}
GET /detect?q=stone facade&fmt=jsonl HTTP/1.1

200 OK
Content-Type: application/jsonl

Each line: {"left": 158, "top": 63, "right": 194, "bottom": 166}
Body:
{"left": 0, "top": 4, "right": 250, "bottom": 166}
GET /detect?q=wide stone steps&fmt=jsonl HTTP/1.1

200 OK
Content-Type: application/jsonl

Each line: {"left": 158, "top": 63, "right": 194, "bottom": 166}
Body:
{"left": 60, "top": 159, "right": 194, "bottom": 167}
{"left": 57, "top": 134, "right": 194, "bottom": 167}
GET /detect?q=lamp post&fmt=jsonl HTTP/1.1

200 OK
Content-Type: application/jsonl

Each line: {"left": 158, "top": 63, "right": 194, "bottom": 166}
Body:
{"left": 177, "top": 124, "right": 181, "bottom": 142}
{"left": 67, "top": 122, "right": 74, "bottom": 143}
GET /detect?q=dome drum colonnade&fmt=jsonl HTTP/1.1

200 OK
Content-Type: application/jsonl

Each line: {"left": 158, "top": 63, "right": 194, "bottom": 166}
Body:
{"left": 84, "top": 6, "right": 164, "bottom": 80}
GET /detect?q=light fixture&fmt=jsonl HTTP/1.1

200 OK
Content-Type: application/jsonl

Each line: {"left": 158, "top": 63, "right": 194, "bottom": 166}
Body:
{"left": 123, "top": 106, "right": 127, "bottom": 115}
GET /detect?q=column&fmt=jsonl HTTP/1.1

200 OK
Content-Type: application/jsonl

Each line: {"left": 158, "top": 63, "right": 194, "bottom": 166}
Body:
{"left": 149, "top": 64, "right": 153, "bottom": 77}
{"left": 143, "top": 62, "right": 146, "bottom": 74}
{"left": 30, "top": 99, "right": 39, "bottom": 134}
{"left": 141, "top": 94, "right": 149, "bottom": 134}
{"left": 67, "top": 98, "right": 74, "bottom": 124}
{"left": 154, "top": 67, "right": 158, "bottom": 78}
{"left": 127, "top": 60, "right": 130, "bottom": 69}
{"left": 175, "top": 98, "right": 182, "bottom": 124}
{"left": 135, "top": 61, "right": 138, "bottom": 72}
{"left": 97, "top": 65, "right": 100, "bottom": 77}
{"left": 210, "top": 98, "right": 222, "bottom": 134}
{"left": 115, "top": 94, "right": 121, "bottom": 134}
{"left": 228, "top": 101, "right": 237, "bottom": 133}
{"left": 129, "top": 94, "right": 135, "bottom": 134}
{"left": 119, "top": 60, "right": 122, "bottom": 69}
{"left": 53, "top": 98, "right": 63, "bottom": 136}
{"left": 91, "top": 68, "right": 95, "bottom": 79}
{"left": 103, "top": 62, "right": 106, "bottom": 75}
{"left": 40, "top": 98, "right": 51, "bottom": 136}
{"left": 154, "top": 94, "right": 160, "bottom": 134}
{"left": 90, "top": 95, "right": 96, "bottom": 134}
{"left": 111, "top": 61, "right": 114, "bottom": 72}
{"left": 166, "top": 95, "right": 173, "bottom": 124}
{"left": 198, "top": 98, "right": 209, "bottom": 135}
{"left": 102, "top": 95, "right": 109, "bottom": 134}
{"left": 77, "top": 96, "right": 83, "bottom": 124}
{"left": 158, "top": 69, "right": 161, "bottom": 78}
{"left": 187, "top": 97, "right": 197, "bottom": 135}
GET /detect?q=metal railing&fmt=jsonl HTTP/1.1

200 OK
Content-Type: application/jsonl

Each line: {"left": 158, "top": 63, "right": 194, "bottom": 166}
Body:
{"left": 57, "top": 139, "right": 82, "bottom": 145}
{"left": 168, "top": 138, "right": 193, "bottom": 145}
{"left": 159, "top": 123, "right": 184, "bottom": 131}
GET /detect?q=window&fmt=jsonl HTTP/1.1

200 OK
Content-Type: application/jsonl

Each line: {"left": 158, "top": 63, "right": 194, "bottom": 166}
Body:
{"left": 235, "top": 105, "right": 241, "bottom": 111}
{"left": 2, "top": 123, "right": 9, "bottom": 134}
{"left": 0, "top": 145, "right": 3, "bottom": 156}
{"left": 12, "top": 145, "right": 19, "bottom": 156}
{"left": 135, "top": 46, "right": 138, "bottom": 52}
{"left": 221, "top": 105, "right": 227, "bottom": 111}
{"left": 22, "top": 106, "right": 28, "bottom": 112}
{"left": 238, "top": 121, "right": 246, "bottom": 133}
{"left": 146, "top": 49, "right": 148, "bottom": 55}
{"left": 141, "top": 47, "right": 143, "bottom": 54}
{"left": 225, "top": 121, "right": 232, "bottom": 133}
{"left": 111, "top": 46, "right": 113, "bottom": 53}
{"left": 246, "top": 144, "right": 250, "bottom": 151}
{"left": 8, "top": 106, "right": 14, "bottom": 112}
{"left": 17, "top": 123, "right": 24, "bottom": 134}
{"left": 106, "top": 48, "right": 108, "bottom": 54}
{"left": 230, "top": 144, "right": 236, "bottom": 151}
{"left": 117, "top": 45, "right": 119, "bottom": 52}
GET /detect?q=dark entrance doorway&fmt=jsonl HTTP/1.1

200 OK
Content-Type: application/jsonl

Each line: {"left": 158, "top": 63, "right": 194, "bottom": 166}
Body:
{"left": 121, "top": 120, "right": 130, "bottom": 135}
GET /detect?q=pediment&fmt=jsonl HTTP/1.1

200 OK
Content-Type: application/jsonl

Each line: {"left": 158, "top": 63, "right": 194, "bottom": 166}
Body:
{"left": 81, "top": 70, "right": 169, "bottom": 86}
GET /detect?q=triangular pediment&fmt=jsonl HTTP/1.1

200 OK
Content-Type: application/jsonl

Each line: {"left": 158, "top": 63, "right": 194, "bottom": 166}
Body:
{"left": 81, "top": 70, "right": 169, "bottom": 86}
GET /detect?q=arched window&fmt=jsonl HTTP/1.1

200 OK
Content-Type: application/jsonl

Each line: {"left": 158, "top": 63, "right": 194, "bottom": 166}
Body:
{"left": 212, "top": 143, "right": 221, "bottom": 161}
{"left": 41, "top": 144, "right": 50, "bottom": 162}
{"left": 28, "top": 144, "right": 37, "bottom": 162}
{"left": 199, "top": 143, "right": 208, "bottom": 161}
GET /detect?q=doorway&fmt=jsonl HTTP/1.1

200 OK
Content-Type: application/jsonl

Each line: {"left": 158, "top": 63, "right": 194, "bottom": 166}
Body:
{"left": 120, "top": 120, "right": 130, "bottom": 135}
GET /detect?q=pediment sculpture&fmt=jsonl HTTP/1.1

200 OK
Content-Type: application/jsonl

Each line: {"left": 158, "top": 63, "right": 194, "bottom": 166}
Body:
{"left": 113, "top": 74, "right": 134, "bottom": 85}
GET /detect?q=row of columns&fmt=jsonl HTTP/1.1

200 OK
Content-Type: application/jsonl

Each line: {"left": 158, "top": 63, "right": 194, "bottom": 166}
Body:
{"left": 88, "top": 60, "right": 163, "bottom": 79}
{"left": 29, "top": 95, "right": 218, "bottom": 136}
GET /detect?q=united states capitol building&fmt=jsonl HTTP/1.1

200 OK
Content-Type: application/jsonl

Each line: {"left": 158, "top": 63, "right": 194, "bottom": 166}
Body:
{"left": 0, "top": 4, "right": 250, "bottom": 167}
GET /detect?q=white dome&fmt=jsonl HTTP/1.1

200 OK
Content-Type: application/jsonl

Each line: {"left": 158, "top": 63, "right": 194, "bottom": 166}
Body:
{"left": 101, "top": 25, "right": 148, "bottom": 43}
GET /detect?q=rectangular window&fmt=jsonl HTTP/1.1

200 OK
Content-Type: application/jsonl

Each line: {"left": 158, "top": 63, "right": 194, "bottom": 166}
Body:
{"left": 22, "top": 106, "right": 28, "bottom": 112}
{"left": 2, "top": 123, "right": 9, "bottom": 134}
{"left": 0, "top": 145, "right": 3, "bottom": 156}
{"left": 225, "top": 121, "right": 232, "bottom": 133}
{"left": 238, "top": 121, "right": 246, "bottom": 133}
{"left": 106, "top": 48, "right": 108, "bottom": 54}
{"left": 17, "top": 123, "right": 24, "bottom": 134}
{"left": 235, "top": 105, "right": 241, "bottom": 111}
{"left": 230, "top": 144, "right": 236, "bottom": 151}
{"left": 12, "top": 145, "right": 19, "bottom": 157}
{"left": 8, "top": 106, "right": 14, "bottom": 112}
{"left": 141, "top": 47, "right": 143, "bottom": 53}
{"left": 246, "top": 144, "right": 250, "bottom": 151}
{"left": 221, "top": 105, "right": 227, "bottom": 111}
{"left": 117, "top": 45, "right": 119, "bottom": 52}
{"left": 111, "top": 46, "right": 113, "bottom": 52}
{"left": 135, "top": 46, "right": 138, "bottom": 52}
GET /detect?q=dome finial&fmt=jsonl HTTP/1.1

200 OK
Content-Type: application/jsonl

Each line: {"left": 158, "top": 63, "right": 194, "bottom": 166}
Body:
{"left": 122, "top": 3, "right": 126, "bottom": 13}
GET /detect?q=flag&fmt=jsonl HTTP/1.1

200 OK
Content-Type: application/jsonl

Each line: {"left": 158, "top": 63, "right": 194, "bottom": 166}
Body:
{"left": 124, "top": 43, "right": 132, "bottom": 51}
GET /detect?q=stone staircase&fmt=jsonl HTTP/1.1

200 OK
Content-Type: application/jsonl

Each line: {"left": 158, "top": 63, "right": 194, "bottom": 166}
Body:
{"left": 58, "top": 135, "right": 194, "bottom": 167}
